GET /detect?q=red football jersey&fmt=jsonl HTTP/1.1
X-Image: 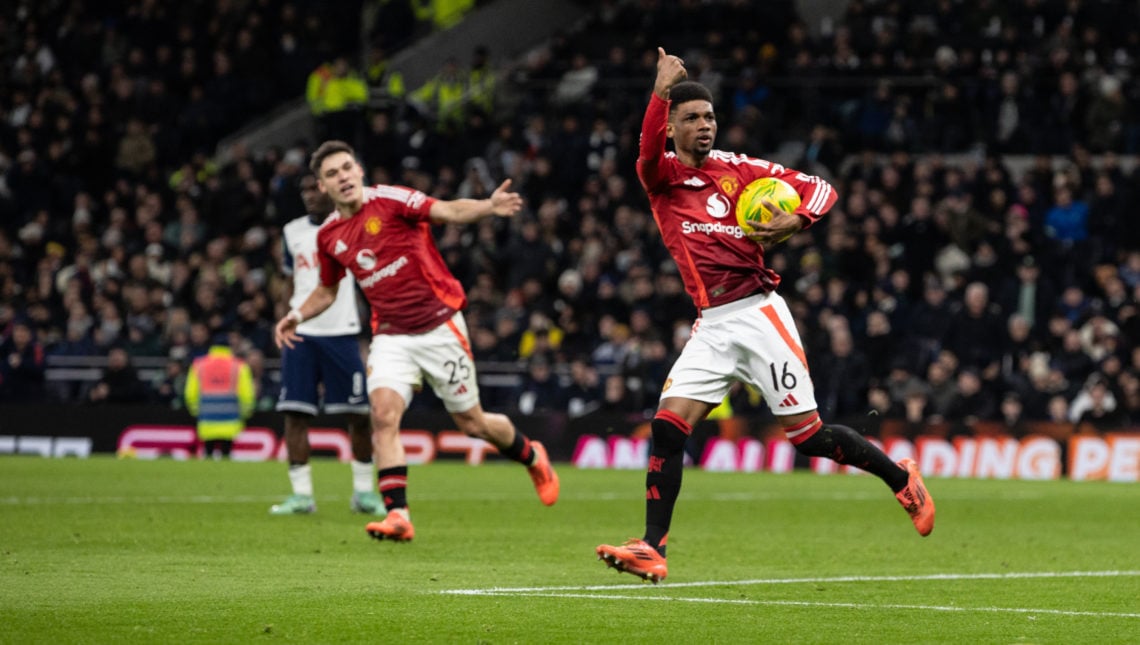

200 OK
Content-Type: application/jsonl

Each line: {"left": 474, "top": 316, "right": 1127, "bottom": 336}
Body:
{"left": 316, "top": 185, "right": 466, "bottom": 335}
{"left": 637, "top": 93, "right": 837, "bottom": 311}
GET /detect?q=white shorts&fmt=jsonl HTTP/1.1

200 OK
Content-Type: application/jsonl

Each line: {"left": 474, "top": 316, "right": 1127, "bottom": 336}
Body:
{"left": 365, "top": 311, "right": 481, "bottom": 413}
{"left": 662, "top": 291, "right": 817, "bottom": 416}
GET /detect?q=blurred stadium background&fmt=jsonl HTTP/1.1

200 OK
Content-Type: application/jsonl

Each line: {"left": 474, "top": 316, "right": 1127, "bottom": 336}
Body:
{"left": 1, "top": 0, "right": 1139, "bottom": 477}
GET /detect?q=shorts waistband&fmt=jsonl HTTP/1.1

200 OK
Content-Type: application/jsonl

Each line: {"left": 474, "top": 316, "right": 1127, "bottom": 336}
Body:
{"left": 700, "top": 291, "right": 770, "bottom": 319}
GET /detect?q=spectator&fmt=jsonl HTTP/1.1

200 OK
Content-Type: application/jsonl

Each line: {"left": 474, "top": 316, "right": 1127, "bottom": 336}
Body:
{"left": 410, "top": 57, "right": 467, "bottom": 134}
{"left": 0, "top": 320, "right": 46, "bottom": 402}
{"left": 814, "top": 327, "right": 870, "bottom": 419}
{"left": 466, "top": 46, "right": 495, "bottom": 117}
{"left": 1071, "top": 374, "right": 1124, "bottom": 431}
{"left": 944, "top": 369, "right": 996, "bottom": 428}
{"left": 599, "top": 373, "right": 638, "bottom": 415}
{"left": 1086, "top": 75, "right": 1128, "bottom": 153}
{"left": 997, "top": 392, "right": 1032, "bottom": 438}
{"left": 151, "top": 356, "right": 187, "bottom": 409}
{"left": 1053, "top": 329, "right": 1096, "bottom": 384}
{"left": 944, "top": 282, "right": 1005, "bottom": 373}
{"left": 514, "top": 354, "right": 563, "bottom": 415}
{"left": 907, "top": 278, "right": 952, "bottom": 368}
{"left": 363, "top": 44, "right": 406, "bottom": 105}
{"left": 115, "top": 118, "right": 157, "bottom": 177}
{"left": 553, "top": 53, "right": 599, "bottom": 108}
{"left": 87, "top": 346, "right": 149, "bottom": 404}
{"left": 306, "top": 56, "right": 369, "bottom": 145}
{"left": 997, "top": 256, "right": 1056, "bottom": 335}
{"left": 923, "top": 361, "right": 957, "bottom": 422}
{"left": 564, "top": 356, "right": 602, "bottom": 418}
{"left": 1044, "top": 184, "right": 1091, "bottom": 280}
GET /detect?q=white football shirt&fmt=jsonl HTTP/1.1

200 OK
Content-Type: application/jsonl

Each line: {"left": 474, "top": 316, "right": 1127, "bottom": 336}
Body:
{"left": 282, "top": 214, "right": 362, "bottom": 336}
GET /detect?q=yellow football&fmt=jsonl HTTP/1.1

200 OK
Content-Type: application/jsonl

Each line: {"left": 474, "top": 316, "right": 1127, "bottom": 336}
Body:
{"left": 735, "top": 177, "right": 802, "bottom": 242}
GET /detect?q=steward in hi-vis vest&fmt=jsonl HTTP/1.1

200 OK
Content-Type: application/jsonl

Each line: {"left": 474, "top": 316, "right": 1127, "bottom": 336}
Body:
{"left": 185, "top": 345, "right": 255, "bottom": 458}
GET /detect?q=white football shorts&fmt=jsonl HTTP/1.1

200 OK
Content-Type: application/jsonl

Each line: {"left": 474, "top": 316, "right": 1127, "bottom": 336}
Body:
{"left": 661, "top": 291, "right": 818, "bottom": 416}
{"left": 365, "top": 311, "right": 481, "bottom": 413}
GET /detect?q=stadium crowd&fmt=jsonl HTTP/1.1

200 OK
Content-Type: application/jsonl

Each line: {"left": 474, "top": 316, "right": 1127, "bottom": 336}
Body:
{"left": 2, "top": 0, "right": 1140, "bottom": 434}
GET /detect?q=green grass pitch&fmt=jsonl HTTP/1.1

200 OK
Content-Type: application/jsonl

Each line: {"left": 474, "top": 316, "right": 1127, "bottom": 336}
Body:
{"left": 1, "top": 456, "right": 1137, "bottom": 644}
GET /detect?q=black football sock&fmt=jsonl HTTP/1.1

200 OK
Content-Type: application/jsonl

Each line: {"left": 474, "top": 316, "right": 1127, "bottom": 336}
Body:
{"left": 377, "top": 466, "right": 409, "bottom": 511}
{"left": 644, "top": 411, "right": 692, "bottom": 557}
{"left": 791, "top": 413, "right": 908, "bottom": 492}
{"left": 500, "top": 430, "right": 535, "bottom": 466}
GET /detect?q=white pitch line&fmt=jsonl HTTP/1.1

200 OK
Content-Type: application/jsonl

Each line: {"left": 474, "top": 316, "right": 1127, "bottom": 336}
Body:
{"left": 459, "top": 591, "right": 1140, "bottom": 620}
{"left": 441, "top": 570, "right": 1140, "bottom": 595}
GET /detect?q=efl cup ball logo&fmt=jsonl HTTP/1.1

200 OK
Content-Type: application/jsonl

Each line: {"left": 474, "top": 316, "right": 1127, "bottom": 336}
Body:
{"left": 356, "top": 249, "right": 377, "bottom": 271}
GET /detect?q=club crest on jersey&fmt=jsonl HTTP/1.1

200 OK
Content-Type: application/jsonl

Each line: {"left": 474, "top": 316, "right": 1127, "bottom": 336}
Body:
{"left": 662, "top": 378, "right": 673, "bottom": 392}
{"left": 365, "top": 216, "right": 382, "bottom": 235}
{"left": 706, "top": 193, "right": 731, "bottom": 219}
{"left": 356, "top": 249, "right": 377, "bottom": 271}
{"left": 719, "top": 176, "right": 739, "bottom": 196}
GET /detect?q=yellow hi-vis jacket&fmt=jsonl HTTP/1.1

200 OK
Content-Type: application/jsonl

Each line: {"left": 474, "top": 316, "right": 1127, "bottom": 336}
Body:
{"left": 306, "top": 65, "right": 369, "bottom": 115}
{"left": 185, "top": 346, "right": 255, "bottom": 441}
{"left": 411, "top": 0, "right": 475, "bottom": 31}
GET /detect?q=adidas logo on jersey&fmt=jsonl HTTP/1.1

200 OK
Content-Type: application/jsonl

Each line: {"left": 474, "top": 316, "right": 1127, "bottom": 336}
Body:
{"left": 777, "top": 393, "right": 799, "bottom": 408}
{"left": 453, "top": 384, "right": 468, "bottom": 396}
{"left": 334, "top": 240, "right": 348, "bottom": 254}
{"left": 683, "top": 176, "right": 706, "bottom": 187}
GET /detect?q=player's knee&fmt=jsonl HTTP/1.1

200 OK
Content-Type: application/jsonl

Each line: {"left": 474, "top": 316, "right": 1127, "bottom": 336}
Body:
{"left": 370, "top": 407, "right": 401, "bottom": 434}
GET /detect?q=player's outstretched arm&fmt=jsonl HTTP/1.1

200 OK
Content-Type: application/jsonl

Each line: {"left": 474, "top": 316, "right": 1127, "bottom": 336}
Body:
{"left": 430, "top": 179, "right": 523, "bottom": 224}
{"left": 274, "top": 283, "right": 339, "bottom": 349}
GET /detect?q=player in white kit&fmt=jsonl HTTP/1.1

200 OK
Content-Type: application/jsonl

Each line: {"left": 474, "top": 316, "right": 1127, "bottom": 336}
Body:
{"left": 270, "top": 173, "right": 381, "bottom": 516}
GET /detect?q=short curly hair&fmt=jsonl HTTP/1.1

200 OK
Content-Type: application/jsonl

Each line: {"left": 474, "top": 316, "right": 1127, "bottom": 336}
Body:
{"left": 668, "top": 81, "right": 714, "bottom": 110}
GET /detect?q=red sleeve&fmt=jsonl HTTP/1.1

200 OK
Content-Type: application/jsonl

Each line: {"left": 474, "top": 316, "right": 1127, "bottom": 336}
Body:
{"left": 396, "top": 186, "right": 437, "bottom": 222}
{"left": 316, "top": 226, "right": 346, "bottom": 287}
{"left": 784, "top": 169, "right": 839, "bottom": 230}
{"left": 636, "top": 93, "right": 672, "bottom": 193}
{"left": 737, "top": 158, "right": 838, "bottom": 230}
{"left": 780, "top": 167, "right": 837, "bottom": 229}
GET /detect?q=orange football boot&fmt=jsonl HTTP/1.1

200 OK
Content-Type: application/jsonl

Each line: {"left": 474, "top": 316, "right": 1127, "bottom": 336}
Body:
{"left": 596, "top": 539, "right": 668, "bottom": 583}
{"left": 895, "top": 458, "right": 935, "bottom": 536}
{"left": 527, "top": 441, "right": 560, "bottom": 506}
{"left": 365, "top": 509, "right": 415, "bottom": 542}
